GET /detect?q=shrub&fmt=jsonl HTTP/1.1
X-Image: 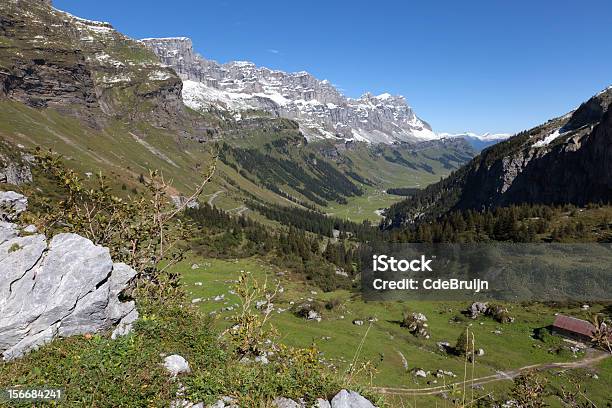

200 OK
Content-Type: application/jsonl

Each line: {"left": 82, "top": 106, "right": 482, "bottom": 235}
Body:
{"left": 30, "top": 150, "right": 216, "bottom": 280}
{"left": 325, "top": 297, "right": 342, "bottom": 310}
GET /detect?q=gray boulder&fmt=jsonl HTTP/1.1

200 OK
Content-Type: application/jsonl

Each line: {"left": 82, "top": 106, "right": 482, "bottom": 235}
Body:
{"left": 0, "top": 191, "right": 28, "bottom": 221}
{"left": 467, "top": 302, "right": 488, "bottom": 319}
{"left": 273, "top": 397, "right": 301, "bottom": 408}
{"left": 331, "top": 390, "right": 376, "bottom": 408}
{"left": 316, "top": 398, "right": 332, "bottom": 408}
{"left": 0, "top": 198, "right": 138, "bottom": 360}
{"left": 163, "top": 354, "right": 191, "bottom": 376}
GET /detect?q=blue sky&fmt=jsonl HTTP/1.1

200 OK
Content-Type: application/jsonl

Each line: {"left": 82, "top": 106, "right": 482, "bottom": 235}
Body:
{"left": 54, "top": 0, "right": 612, "bottom": 134}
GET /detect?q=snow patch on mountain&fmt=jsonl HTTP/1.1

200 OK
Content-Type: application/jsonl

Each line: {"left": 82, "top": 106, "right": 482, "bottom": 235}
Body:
{"left": 532, "top": 128, "right": 563, "bottom": 147}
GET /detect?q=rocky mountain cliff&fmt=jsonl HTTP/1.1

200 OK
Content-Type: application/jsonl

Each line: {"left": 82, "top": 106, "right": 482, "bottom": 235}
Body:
{"left": 384, "top": 86, "right": 612, "bottom": 227}
{"left": 141, "top": 37, "right": 436, "bottom": 144}
{"left": 0, "top": 0, "right": 211, "bottom": 135}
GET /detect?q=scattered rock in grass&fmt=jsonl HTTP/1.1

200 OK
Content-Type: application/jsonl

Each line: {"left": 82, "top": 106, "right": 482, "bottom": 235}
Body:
{"left": 308, "top": 310, "right": 321, "bottom": 321}
{"left": 397, "top": 350, "right": 408, "bottom": 371}
{"left": 467, "top": 302, "right": 514, "bottom": 323}
{"left": 191, "top": 298, "right": 202, "bottom": 304}
{"left": 353, "top": 320, "right": 364, "bottom": 326}
{"left": 163, "top": 354, "right": 191, "bottom": 376}
{"left": 436, "top": 369, "right": 456, "bottom": 378}
{"left": 335, "top": 268, "right": 349, "bottom": 277}
{"left": 330, "top": 389, "right": 376, "bottom": 408}
{"left": 171, "top": 400, "right": 203, "bottom": 408}
{"left": 191, "top": 263, "right": 199, "bottom": 270}
{"left": 255, "top": 354, "right": 269, "bottom": 365}
{"left": 213, "top": 294, "right": 225, "bottom": 301}
{"left": 467, "top": 302, "right": 488, "bottom": 319}
{"left": 207, "top": 396, "right": 238, "bottom": 408}
{"left": 437, "top": 341, "right": 451, "bottom": 353}
{"left": 194, "top": 282, "right": 203, "bottom": 286}
{"left": 401, "top": 312, "right": 430, "bottom": 338}
{"left": 272, "top": 397, "right": 301, "bottom": 408}
{"left": 413, "top": 369, "right": 427, "bottom": 378}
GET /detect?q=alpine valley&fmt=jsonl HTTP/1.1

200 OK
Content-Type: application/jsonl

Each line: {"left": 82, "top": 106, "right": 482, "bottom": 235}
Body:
{"left": 0, "top": 0, "right": 482, "bottom": 225}
{"left": 1, "top": 1, "right": 611, "bottom": 407}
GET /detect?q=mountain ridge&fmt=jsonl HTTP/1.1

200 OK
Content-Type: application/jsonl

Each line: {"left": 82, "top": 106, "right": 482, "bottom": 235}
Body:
{"left": 141, "top": 37, "right": 438, "bottom": 144}
{"left": 383, "top": 85, "right": 612, "bottom": 228}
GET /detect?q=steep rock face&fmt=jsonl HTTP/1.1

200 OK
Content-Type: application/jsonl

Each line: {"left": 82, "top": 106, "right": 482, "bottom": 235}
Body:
{"left": 0, "top": 0, "right": 192, "bottom": 130}
{"left": 0, "top": 191, "right": 138, "bottom": 360}
{"left": 458, "top": 88, "right": 612, "bottom": 209}
{"left": 385, "top": 87, "right": 612, "bottom": 227}
{"left": 141, "top": 38, "right": 435, "bottom": 143}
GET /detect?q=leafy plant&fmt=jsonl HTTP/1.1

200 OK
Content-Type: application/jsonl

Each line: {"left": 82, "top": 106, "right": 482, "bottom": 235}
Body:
{"left": 587, "top": 313, "right": 612, "bottom": 352}
{"left": 510, "top": 370, "right": 548, "bottom": 408}
{"left": 30, "top": 149, "right": 216, "bottom": 280}
{"left": 224, "top": 273, "right": 280, "bottom": 358}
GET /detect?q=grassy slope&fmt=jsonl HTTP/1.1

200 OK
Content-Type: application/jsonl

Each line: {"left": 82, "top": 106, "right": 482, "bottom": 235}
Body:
{"left": 0, "top": 97, "right": 472, "bottom": 225}
{"left": 0, "top": 100, "right": 300, "bottom": 213}
{"left": 175, "top": 254, "right": 612, "bottom": 407}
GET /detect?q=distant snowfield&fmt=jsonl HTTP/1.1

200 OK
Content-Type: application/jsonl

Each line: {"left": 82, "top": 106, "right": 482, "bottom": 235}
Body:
{"left": 437, "top": 132, "right": 512, "bottom": 142}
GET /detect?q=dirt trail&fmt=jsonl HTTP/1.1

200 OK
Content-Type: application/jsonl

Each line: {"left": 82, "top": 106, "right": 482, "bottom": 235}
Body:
{"left": 371, "top": 351, "right": 610, "bottom": 396}
{"left": 207, "top": 190, "right": 224, "bottom": 205}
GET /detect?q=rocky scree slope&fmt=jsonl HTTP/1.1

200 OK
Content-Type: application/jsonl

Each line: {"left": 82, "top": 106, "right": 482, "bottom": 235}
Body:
{"left": 0, "top": 191, "right": 138, "bottom": 361}
{"left": 384, "top": 86, "right": 612, "bottom": 227}
{"left": 141, "top": 37, "right": 436, "bottom": 144}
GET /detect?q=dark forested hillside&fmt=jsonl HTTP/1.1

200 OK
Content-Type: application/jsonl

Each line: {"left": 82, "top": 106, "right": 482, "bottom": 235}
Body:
{"left": 384, "top": 87, "right": 612, "bottom": 229}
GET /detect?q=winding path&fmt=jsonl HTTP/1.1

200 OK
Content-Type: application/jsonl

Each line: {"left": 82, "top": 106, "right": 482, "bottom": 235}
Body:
{"left": 207, "top": 190, "right": 225, "bottom": 205}
{"left": 370, "top": 351, "right": 610, "bottom": 396}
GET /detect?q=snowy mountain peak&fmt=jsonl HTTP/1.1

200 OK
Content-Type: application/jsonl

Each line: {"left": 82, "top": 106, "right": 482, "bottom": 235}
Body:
{"left": 437, "top": 132, "right": 512, "bottom": 151}
{"left": 141, "top": 37, "right": 436, "bottom": 144}
{"left": 438, "top": 132, "right": 512, "bottom": 141}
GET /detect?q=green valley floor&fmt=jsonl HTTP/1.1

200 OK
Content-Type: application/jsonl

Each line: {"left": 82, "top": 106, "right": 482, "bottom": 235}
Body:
{"left": 174, "top": 255, "right": 612, "bottom": 407}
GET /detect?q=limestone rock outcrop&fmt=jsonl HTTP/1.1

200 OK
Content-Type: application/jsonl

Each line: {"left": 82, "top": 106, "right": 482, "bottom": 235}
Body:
{"left": 0, "top": 191, "right": 138, "bottom": 360}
